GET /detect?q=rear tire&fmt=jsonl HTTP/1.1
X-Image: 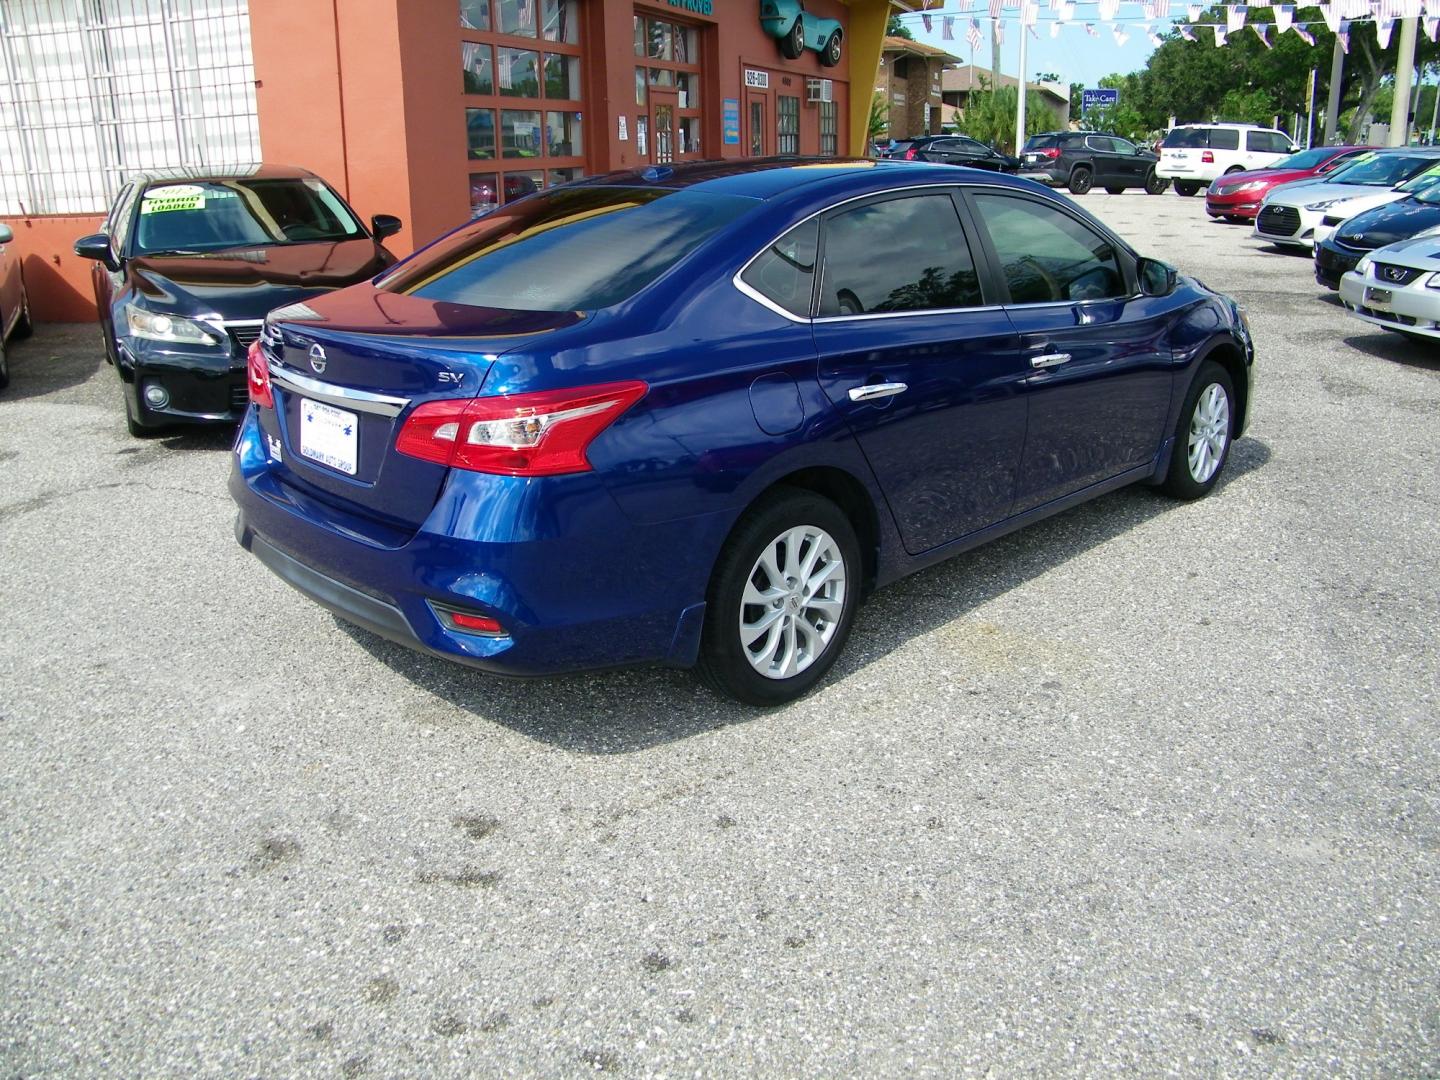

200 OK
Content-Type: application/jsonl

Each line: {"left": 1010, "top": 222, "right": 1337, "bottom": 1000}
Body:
{"left": 1160, "top": 360, "right": 1235, "bottom": 500}
{"left": 13, "top": 276, "right": 33, "bottom": 339}
{"left": 697, "top": 488, "right": 861, "bottom": 706}
{"left": 1224, "top": 165, "right": 1245, "bottom": 175}
{"left": 1105, "top": 186, "right": 1125, "bottom": 195}
{"left": 1068, "top": 167, "right": 1093, "bottom": 195}
{"left": 820, "top": 30, "right": 842, "bottom": 67}
{"left": 1174, "top": 180, "right": 1201, "bottom": 197}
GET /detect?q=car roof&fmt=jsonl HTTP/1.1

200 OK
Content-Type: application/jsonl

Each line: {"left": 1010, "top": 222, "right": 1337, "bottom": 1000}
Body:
{"left": 124, "top": 163, "right": 320, "bottom": 186}
{"left": 571, "top": 157, "right": 1034, "bottom": 201}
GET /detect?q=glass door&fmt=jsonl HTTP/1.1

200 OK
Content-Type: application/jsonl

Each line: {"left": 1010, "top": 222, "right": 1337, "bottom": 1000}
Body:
{"left": 748, "top": 91, "right": 768, "bottom": 157}
{"left": 650, "top": 89, "right": 678, "bottom": 164}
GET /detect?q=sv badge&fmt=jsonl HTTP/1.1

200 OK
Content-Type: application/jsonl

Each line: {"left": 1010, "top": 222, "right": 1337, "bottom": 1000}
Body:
{"left": 437, "top": 371, "right": 465, "bottom": 385}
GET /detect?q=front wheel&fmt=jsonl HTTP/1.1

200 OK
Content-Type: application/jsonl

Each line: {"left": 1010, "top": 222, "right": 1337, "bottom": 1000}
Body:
{"left": 780, "top": 16, "right": 806, "bottom": 59}
{"left": 697, "top": 489, "right": 860, "bottom": 706}
{"left": 820, "top": 30, "right": 842, "bottom": 67}
{"left": 1174, "top": 180, "right": 1201, "bottom": 197}
{"left": 1068, "top": 167, "right": 1093, "bottom": 195}
{"left": 1160, "top": 361, "right": 1235, "bottom": 500}
{"left": 1145, "top": 170, "right": 1168, "bottom": 195}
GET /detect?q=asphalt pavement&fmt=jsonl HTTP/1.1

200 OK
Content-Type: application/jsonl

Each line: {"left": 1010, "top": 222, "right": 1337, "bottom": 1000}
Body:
{"left": 1, "top": 191, "right": 1437, "bottom": 1078}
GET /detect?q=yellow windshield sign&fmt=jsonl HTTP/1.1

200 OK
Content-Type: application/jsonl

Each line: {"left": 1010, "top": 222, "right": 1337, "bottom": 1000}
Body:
{"left": 141, "top": 184, "right": 207, "bottom": 214}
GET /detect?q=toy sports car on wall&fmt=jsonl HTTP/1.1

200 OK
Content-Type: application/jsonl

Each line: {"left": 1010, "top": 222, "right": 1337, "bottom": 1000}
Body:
{"left": 760, "top": 0, "right": 843, "bottom": 66}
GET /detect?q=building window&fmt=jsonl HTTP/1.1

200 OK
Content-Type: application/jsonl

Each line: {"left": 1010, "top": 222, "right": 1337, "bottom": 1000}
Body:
{"left": 461, "top": 0, "right": 583, "bottom": 206}
{"left": 777, "top": 96, "right": 799, "bottom": 156}
{"left": 819, "top": 101, "right": 837, "bottom": 156}
{"left": 634, "top": 14, "right": 702, "bottom": 160}
{"left": 0, "top": 0, "right": 259, "bottom": 216}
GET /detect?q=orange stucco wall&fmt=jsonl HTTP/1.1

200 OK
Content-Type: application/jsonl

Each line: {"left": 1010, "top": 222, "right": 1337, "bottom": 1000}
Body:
{"left": 7, "top": 215, "right": 105, "bottom": 323}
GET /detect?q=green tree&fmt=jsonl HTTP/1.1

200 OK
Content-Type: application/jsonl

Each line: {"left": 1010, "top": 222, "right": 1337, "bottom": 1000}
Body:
{"left": 959, "top": 85, "right": 1062, "bottom": 153}
{"left": 869, "top": 91, "right": 889, "bottom": 141}
{"left": 886, "top": 14, "right": 914, "bottom": 40}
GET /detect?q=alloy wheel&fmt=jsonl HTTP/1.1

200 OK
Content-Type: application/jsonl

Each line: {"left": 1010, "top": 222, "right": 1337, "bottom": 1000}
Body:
{"left": 1187, "top": 382, "right": 1230, "bottom": 484}
{"left": 739, "top": 525, "right": 847, "bottom": 680}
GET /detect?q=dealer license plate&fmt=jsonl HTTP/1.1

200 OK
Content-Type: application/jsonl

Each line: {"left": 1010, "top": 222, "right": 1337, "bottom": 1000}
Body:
{"left": 1364, "top": 286, "right": 1393, "bottom": 308}
{"left": 299, "top": 399, "right": 358, "bottom": 475}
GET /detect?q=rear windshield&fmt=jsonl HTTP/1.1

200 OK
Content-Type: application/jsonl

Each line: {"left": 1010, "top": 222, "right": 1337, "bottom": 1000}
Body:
{"left": 1325, "top": 153, "right": 1438, "bottom": 187}
{"left": 1274, "top": 147, "right": 1344, "bottom": 171}
{"left": 1162, "top": 127, "right": 1209, "bottom": 148}
{"left": 1024, "top": 135, "right": 1060, "bottom": 151}
{"left": 379, "top": 186, "right": 753, "bottom": 312}
{"left": 132, "top": 178, "right": 363, "bottom": 255}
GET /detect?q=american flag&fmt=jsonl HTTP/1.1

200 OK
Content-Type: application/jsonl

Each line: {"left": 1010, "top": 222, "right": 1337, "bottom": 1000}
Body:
{"left": 995, "top": 17, "right": 1006, "bottom": 42}
{"left": 1084, "top": 21, "right": 1099, "bottom": 34}
{"left": 1187, "top": 5, "right": 1203, "bottom": 19}
{"left": 1179, "top": 23, "right": 1197, "bottom": 39}
{"left": 1275, "top": 4, "right": 1294, "bottom": 31}
{"left": 1226, "top": 5, "right": 1248, "bottom": 32}
{"left": 1426, "top": 14, "right": 1440, "bottom": 39}
{"left": 1373, "top": 0, "right": 1401, "bottom": 17}
{"left": 922, "top": 13, "right": 933, "bottom": 31}
{"left": 1214, "top": 24, "right": 1228, "bottom": 44}
{"left": 1294, "top": 24, "right": 1315, "bottom": 42}
{"left": 1319, "top": 4, "right": 1341, "bottom": 33}
{"left": 1113, "top": 22, "right": 1130, "bottom": 42}
{"left": 1375, "top": 16, "right": 1395, "bottom": 45}
{"left": 968, "top": 16, "right": 984, "bottom": 48}
{"left": 1051, "top": 21, "right": 1063, "bottom": 35}
{"left": 989, "top": 0, "right": 1003, "bottom": 17}
{"left": 1154, "top": 0, "right": 1171, "bottom": 14}
{"left": 1336, "top": 19, "right": 1350, "bottom": 51}
{"left": 943, "top": 15, "right": 956, "bottom": 39}
{"left": 1253, "top": 22, "right": 1272, "bottom": 46}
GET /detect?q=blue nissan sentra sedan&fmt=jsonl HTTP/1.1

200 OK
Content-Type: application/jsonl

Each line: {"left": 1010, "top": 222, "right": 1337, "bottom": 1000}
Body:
{"left": 231, "top": 159, "right": 1254, "bottom": 705}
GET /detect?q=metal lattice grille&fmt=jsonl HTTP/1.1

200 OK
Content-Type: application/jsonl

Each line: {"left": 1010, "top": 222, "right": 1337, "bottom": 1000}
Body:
{"left": 0, "top": 0, "right": 259, "bottom": 216}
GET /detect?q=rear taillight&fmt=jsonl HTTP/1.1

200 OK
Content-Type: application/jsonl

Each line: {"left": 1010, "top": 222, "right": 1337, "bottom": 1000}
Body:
{"left": 1041, "top": 147, "right": 1061, "bottom": 159}
{"left": 395, "top": 380, "right": 648, "bottom": 476}
{"left": 1202, "top": 150, "right": 1215, "bottom": 164}
{"left": 903, "top": 147, "right": 917, "bottom": 160}
{"left": 246, "top": 340, "right": 273, "bottom": 409}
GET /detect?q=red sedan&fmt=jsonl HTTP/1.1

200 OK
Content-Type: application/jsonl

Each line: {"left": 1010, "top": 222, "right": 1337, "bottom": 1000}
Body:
{"left": 1205, "top": 145, "right": 1375, "bottom": 222}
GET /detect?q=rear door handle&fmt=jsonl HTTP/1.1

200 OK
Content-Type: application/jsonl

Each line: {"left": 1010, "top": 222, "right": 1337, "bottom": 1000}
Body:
{"left": 1029, "top": 353, "right": 1071, "bottom": 370}
{"left": 848, "top": 382, "right": 908, "bottom": 402}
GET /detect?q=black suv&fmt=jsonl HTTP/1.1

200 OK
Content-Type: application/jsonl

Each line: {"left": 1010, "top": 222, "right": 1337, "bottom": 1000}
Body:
{"left": 887, "top": 135, "right": 1018, "bottom": 172}
{"left": 1018, "top": 132, "right": 1167, "bottom": 195}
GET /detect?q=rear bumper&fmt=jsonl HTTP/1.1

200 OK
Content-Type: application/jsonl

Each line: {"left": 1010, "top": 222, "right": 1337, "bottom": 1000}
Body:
{"left": 1017, "top": 170, "right": 1064, "bottom": 187}
{"left": 229, "top": 409, "right": 725, "bottom": 676}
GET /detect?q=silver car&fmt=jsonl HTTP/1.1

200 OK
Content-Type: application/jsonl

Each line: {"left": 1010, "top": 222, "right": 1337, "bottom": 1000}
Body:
{"left": 0, "top": 221, "right": 35, "bottom": 388}
{"left": 1338, "top": 236, "right": 1440, "bottom": 342}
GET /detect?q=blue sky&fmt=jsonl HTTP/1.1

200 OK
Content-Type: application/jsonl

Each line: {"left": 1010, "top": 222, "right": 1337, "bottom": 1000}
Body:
{"left": 893, "top": 12, "right": 1173, "bottom": 88}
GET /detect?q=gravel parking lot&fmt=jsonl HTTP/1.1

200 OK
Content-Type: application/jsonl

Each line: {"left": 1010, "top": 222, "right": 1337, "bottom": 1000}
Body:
{"left": 2, "top": 191, "right": 1437, "bottom": 1078}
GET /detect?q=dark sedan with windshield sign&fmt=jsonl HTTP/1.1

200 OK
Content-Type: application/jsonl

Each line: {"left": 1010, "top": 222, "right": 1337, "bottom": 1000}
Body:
{"left": 74, "top": 165, "right": 401, "bottom": 436}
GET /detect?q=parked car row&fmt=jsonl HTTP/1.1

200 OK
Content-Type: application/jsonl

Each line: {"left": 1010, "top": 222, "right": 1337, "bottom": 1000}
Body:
{"left": 1191, "top": 138, "right": 1440, "bottom": 342}
{"left": 38, "top": 156, "right": 1254, "bottom": 704}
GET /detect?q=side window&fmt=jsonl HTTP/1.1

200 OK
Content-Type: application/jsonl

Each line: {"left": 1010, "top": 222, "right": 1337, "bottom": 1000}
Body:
{"left": 102, "top": 184, "right": 134, "bottom": 237}
{"left": 740, "top": 218, "right": 819, "bottom": 318}
{"left": 819, "top": 194, "right": 982, "bottom": 317}
{"left": 1085, "top": 136, "right": 1108, "bottom": 154}
{"left": 959, "top": 138, "right": 987, "bottom": 154}
{"left": 972, "top": 193, "right": 1127, "bottom": 305}
{"left": 1112, "top": 137, "right": 1137, "bottom": 155}
{"left": 111, "top": 185, "right": 140, "bottom": 252}
{"left": 1210, "top": 128, "right": 1240, "bottom": 151}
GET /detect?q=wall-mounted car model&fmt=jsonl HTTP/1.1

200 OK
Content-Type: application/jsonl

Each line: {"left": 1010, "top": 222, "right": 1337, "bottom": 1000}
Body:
{"left": 231, "top": 160, "right": 1254, "bottom": 705}
{"left": 760, "top": 0, "right": 843, "bottom": 65}
{"left": 74, "top": 165, "right": 400, "bottom": 436}
{"left": 0, "top": 222, "right": 35, "bottom": 390}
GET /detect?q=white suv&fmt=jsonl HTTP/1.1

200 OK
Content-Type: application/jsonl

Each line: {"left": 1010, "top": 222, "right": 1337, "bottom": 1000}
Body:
{"left": 1157, "top": 124, "right": 1297, "bottom": 197}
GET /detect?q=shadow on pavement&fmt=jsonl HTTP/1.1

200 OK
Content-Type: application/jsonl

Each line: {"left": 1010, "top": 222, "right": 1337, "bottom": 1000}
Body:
{"left": 339, "top": 437, "right": 1274, "bottom": 755}
{"left": 1, "top": 325, "right": 104, "bottom": 402}
{"left": 1341, "top": 332, "right": 1440, "bottom": 372}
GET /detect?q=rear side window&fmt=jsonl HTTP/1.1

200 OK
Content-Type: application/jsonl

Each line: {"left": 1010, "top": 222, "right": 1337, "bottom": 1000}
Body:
{"left": 819, "top": 194, "right": 982, "bottom": 316}
{"left": 381, "top": 186, "right": 752, "bottom": 311}
{"left": 972, "top": 193, "right": 1126, "bottom": 304}
{"left": 741, "top": 218, "right": 819, "bottom": 317}
{"left": 1210, "top": 128, "right": 1240, "bottom": 150}
{"left": 1247, "top": 131, "right": 1290, "bottom": 153}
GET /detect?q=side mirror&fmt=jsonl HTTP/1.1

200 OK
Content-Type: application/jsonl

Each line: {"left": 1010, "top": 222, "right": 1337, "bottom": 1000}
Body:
{"left": 1137, "top": 256, "right": 1178, "bottom": 297}
{"left": 371, "top": 214, "right": 403, "bottom": 242}
{"left": 0, "top": 224, "right": 13, "bottom": 244}
{"left": 75, "top": 232, "right": 121, "bottom": 272}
